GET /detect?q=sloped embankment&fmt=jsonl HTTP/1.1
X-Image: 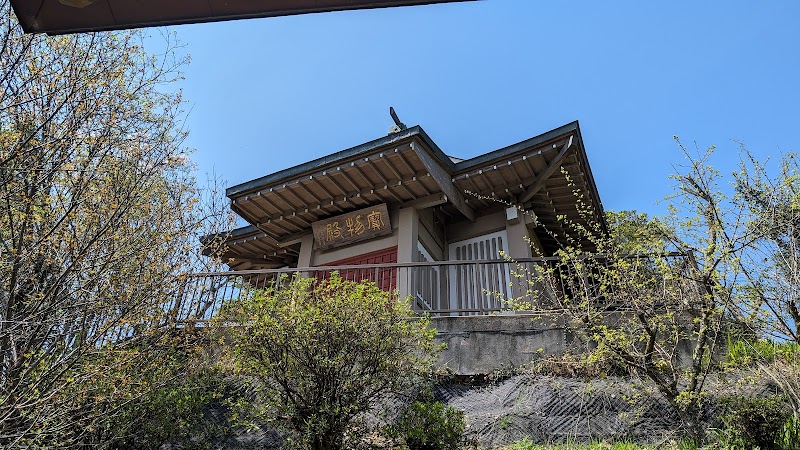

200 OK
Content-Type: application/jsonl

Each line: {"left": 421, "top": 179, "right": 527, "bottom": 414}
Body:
{"left": 202, "top": 372, "right": 774, "bottom": 449}
{"left": 434, "top": 373, "right": 775, "bottom": 447}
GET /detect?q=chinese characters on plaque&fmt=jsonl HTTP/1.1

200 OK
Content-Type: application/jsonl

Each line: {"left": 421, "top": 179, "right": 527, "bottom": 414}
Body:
{"left": 311, "top": 203, "right": 392, "bottom": 250}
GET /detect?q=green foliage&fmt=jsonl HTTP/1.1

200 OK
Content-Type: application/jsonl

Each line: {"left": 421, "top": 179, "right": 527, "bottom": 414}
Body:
{"left": 606, "top": 210, "right": 668, "bottom": 254}
{"left": 775, "top": 415, "right": 800, "bottom": 450}
{"left": 108, "top": 364, "right": 227, "bottom": 450}
{"left": 39, "top": 334, "right": 228, "bottom": 449}
{"left": 728, "top": 149, "right": 800, "bottom": 422}
{"left": 530, "top": 204, "right": 722, "bottom": 436}
{"left": 503, "top": 438, "right": 647, "bottom": 449}
{"left": 517, "top": 140, "right": 751, "bottom": 440}
{"left": 724, "top": 339, "right": 800, "bottom": 421}
{"left": 498, "top": 414, "right": 512, "bottom": 430}
{"left": 675, "top": 436, "right": 701, "bottom": 450}
{"left": 726, "top": 338, "right": 800, "bottom": 368}
{"left": 504, "top": 437, "right": 535, "bottom": 450}
{"left": 220, "top": 273, "right": 437, "bottom": 450}
{"left": 504, "top": 412, "right": 800, "bottom": 450}
{"left": 712, "top": 396, "right": 790, "bottom": 450}
{"left": 733, "top": 150, "right": 800, "bottom": 344}
{"left": 504, "top": 437, "right": 537, "bottom": 450}
{"left": 389, "top": 399, "right": 466, "bottom": 450}
{"left": 0, "top": 0, "right": 233, "bottom": 445}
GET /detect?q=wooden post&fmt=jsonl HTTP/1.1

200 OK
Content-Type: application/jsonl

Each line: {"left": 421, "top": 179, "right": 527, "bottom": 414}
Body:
{"left": 506, "top": 210, "right": 534, "bottom": 304}
{"left": 297, "top": 234, "right": 314, "bottom": 278}
{"left": 396, "top": 207, "right": 419, "bottom": 301}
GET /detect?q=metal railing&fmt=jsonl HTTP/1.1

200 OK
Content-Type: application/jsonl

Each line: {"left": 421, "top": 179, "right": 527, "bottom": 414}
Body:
{"left": 174, "top": 253, "right": 691, "bottom": 321}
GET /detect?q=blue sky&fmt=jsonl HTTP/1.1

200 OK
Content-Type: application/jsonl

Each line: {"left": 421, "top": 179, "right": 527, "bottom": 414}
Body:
{"left": 165, "top": 0, "right": 800, "bottom": 216}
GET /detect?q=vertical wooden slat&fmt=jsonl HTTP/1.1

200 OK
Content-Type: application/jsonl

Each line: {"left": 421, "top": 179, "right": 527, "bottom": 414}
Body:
{"left": 487, "top": 239, "right": 498, "bottom": 310}
{"left": 455, "top": 246, "right": 463, "bottom": 313}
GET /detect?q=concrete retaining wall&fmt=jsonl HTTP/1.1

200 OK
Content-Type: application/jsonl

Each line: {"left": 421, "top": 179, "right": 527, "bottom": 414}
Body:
{"left": 431, "top": 314, "right": 579, "bottom": 375}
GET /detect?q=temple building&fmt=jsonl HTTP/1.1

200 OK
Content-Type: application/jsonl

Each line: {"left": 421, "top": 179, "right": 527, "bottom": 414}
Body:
{"left": 215, "top": 120, "right": 606, "bottom": 315}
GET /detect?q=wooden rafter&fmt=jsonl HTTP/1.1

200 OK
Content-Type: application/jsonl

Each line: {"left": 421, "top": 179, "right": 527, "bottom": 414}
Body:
{"left": 412, "top": 140, "right": 476, "bottom": 222}
{"left": 520, "top": 135, "right": 574, "bottom": 204}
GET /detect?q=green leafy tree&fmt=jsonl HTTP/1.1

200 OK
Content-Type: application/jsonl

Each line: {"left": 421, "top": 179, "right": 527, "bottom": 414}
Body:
{"left": 734, "top": 150, "right": 800, "bottom": 344}
{"left": 727, "top": 149, "right": 800, "bottom": 417}
{"left": 0, "top": 1, "right": 231, "bottom": 446}
{"left": 520, "top": 140, "right": 747, "bottom": 439}
{"left": 220, "top": 273, "right": 437, "bottom": 450}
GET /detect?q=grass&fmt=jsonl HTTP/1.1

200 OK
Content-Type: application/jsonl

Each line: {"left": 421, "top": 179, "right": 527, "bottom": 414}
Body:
{"left": 503, "top": 438, "right": 645, "bottom": 449}
{"left": 500, "top": 437, "right": 700, "bottom": 450}
{"left": 726, "top": 337, "right": 800, "bottom": 367}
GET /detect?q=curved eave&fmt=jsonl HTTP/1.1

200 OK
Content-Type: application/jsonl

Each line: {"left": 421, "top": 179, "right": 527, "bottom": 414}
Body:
{"left": 210, "top": 225, "right": 299, "bottom": 269}
{"left": 450, "top": 123, "right": 607, "bottom": 254}
{"left": 226, "top": 126, "right": 451, "bottom": 199}
{"left": 219, "top": 120, "right": 608, "bottom": 266}
{"left": 452, "top": 121, "right": 580, "bottom": 173}
{"left": 229, "top": 139, "right": 444, "bottom": 255}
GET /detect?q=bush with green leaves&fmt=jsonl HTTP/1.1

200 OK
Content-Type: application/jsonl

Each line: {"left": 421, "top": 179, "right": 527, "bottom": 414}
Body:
{"left": 389, "top": 399, "right": 466, "bottom": 450}
{"left": 220, "top": 273, "right": 437, "bottom": 450}
{"left": 65, "top": 336, "right": 231, "bottom": 450}
{"left": 775, "top": 415, "right": 800, "bottom": 450}
{"left": 108, "top": 366, "right": 227, "bottom": 450}
{"left": 713, "top": 395, "right": 790, "bottom": 450}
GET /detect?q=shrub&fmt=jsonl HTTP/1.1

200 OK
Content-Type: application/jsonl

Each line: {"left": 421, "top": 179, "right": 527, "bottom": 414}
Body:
{"left": 390, "top": 399, "right": 466, "bottom": 450}
{"left": 91, "top": 341, "right": 229, "bottom": 450}
{"left": 713, "top": 395, "right": 790, "bottom": 450}
{"left": 776, "top": 415, "right": 800, "bottom": 450}
{"left": 220, "top": 273, "right": 437, "bottom": 450}
{"left": 111, "top": 367, "right": 226, "bottom": 450}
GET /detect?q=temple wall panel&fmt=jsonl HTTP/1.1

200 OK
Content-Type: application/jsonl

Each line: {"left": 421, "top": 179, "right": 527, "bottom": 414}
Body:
{"left": 446, "top": 211, "right": 506, "bottom": 245}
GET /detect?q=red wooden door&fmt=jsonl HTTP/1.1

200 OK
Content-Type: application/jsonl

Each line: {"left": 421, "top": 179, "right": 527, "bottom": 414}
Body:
{"left": 320, "top": 247, "right": 398, "bottom": 291}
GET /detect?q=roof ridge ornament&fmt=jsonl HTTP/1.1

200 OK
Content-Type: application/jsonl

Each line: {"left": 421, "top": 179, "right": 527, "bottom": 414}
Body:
{"left": 388, "top": 107, "right": 407, "bottom": 134}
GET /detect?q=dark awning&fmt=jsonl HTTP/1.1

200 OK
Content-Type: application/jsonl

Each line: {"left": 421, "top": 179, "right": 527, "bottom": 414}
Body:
{"left": 12, "top": 0, "right": 475, "bottom": 35}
